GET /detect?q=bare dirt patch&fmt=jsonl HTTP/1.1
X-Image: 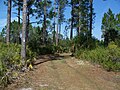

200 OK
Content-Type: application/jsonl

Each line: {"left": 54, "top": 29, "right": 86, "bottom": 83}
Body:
{"left": 4, "top": 53, "right": 120, "bottom": 90}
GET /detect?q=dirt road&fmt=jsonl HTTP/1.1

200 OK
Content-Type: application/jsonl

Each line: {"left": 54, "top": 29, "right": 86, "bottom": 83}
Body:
{"left": 5, "top": 53, "right": 120, "bottom": 90}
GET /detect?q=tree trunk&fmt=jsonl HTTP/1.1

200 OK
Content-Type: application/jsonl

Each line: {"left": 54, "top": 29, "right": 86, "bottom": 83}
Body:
{"left": 70, "top": 0, "right": 73, "bottom": 40}
{"left": 43, "top": 0, "right": 47, "bottom": 45}
{"left": 18, "top": 0, "right": 21, "bottom": 44}
{"left": 77, "top": 0, "right": 81, "bottom": 36}
{"left": 6, "top": 0, "right": 11, "bottom": 45}
{"left": 21, "top": 0, "right": 27, "bottom": 66}
{"left": 53, "top": 0, "right": 56, "bottom": 44}
{"left": 26, "top": 12, "right": 30, "bottom": 43}
{"left": 77, "top": 13, "right": 81, "bottom": 35}
{"left": 77, "top": 27, "right": 80, "bottom": 36}
{"left": 59, "top": 23, "right": 61, "bottom": 40}
{"left": 56, "top": 6, "right": 60, "bottom": 46}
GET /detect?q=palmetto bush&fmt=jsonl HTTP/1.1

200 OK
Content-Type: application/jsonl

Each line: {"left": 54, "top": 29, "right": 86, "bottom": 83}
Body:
{"left": 0, "top": 43, "right": 21, "bottom": 86}
{"left": 76, "top": 42, "right": 120, "bottom": 71}
{"left": 0, "top": 42, "right": 36, "bottom": 87}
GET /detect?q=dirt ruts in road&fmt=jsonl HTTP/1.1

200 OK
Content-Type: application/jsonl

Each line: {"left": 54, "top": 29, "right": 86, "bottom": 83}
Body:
{"left": 4, "top": 53, "right": 120, "bottom": 90}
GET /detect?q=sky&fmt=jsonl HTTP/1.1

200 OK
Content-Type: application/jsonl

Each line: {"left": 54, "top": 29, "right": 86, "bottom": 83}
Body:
{"left": 0, "top": 0, "right": 120, "bottom": 40}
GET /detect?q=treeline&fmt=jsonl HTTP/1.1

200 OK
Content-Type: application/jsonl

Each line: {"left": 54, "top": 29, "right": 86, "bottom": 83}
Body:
{"left": 74, "top": 9, "right": 120, "bottom": 72}
{"left": 0, "top": 0, "right": 95, "bottom": 67}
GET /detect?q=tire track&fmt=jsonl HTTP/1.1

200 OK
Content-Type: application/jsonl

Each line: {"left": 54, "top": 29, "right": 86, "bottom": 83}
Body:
{"left": 49, "top": 58, "right": 100, "bottom": 90}
{"left": 64, "top": 57, "right": 119, "bottom": 90}
{"left": 64, "top": 59, "right": 101, "bottom": 90}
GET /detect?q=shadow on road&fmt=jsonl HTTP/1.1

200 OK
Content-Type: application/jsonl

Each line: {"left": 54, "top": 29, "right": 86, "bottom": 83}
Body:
{"left": 34, "top": 53, "right": 71, "bottom": 66}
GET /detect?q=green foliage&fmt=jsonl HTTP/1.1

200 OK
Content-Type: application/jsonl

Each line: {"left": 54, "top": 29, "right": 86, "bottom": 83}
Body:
{"left": 56, "top": 0, "right": 68, "bottom": 24}
{"left": 28, "top": 26, "right": 71, "bottom": 54}
{"left": 0, "top": 43, "right": 21, "bottom": 86}
{"left": 0, "top": 43, "right": 36, "bottom": 87}
{"left": 28, "top": 26, "right": 55, "bottom": 55}
{"left": 116, "top": 13, "right": 120, "bottom": 30}
{"left": 73, "top": 33, "right": 87, "bottom": 49}
{"left": 102, "top": 9, "right": 120, "bottom": 46}
{"left": 73, "top": 34, "right": 99, "bottom": 50}
{"left": 0, "top": 28, "right": 6, "bottom": 42}
{"left": 75, "top": 43, "right": 120, "bottom": 71}
{"left": 114, "top": 37, "right": 120, "bottom": 47}
{"left": 58, "top": 39, "right": 71, "bottom": 53}
{"left": 108, "top": 42, "right": 117, "bottom": 49}
{"left": 1, "top": 20, "right": 22, "bottom": 44}
{"left": 38, "top": 45, "right": 56, "bottom": 55}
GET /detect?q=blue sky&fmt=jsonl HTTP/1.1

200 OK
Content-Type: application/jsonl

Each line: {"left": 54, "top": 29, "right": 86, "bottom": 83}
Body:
{"left": 0, "top": 0, "right": 120, "bottom": 40}
{"left": 93, "top": 0, "right": 120, "bottom": 40}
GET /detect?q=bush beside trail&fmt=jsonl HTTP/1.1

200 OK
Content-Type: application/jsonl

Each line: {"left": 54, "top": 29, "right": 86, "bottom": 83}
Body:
{"left": 0, "top": 42, "right": 35, "bottom": 87}
{"left": 75, "top": 42, "right": 120, "bottom": 72}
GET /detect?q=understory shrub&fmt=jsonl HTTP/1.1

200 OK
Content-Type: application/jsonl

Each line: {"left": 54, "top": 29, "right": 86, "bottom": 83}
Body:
{"left": 0, "top": 42, "right": 35, "bottom": 87}
{"left": 28, "top": 45, "right": 56, "bottom": 55}
{"left": 75, "top": 42, "right": 120, "bottom": 71}
{"left": 28, "top": 44, "right": 70, "bottom": 55}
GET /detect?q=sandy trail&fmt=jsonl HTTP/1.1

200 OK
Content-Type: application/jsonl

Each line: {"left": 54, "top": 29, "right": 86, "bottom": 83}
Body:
{"left": 4, "top": 53, "right": 120, "bottom": 90}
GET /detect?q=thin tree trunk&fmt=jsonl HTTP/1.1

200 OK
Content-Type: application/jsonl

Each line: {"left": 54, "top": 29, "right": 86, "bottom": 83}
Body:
{"left": 6, "top": 0, "right": 11, "bottom": 44}
{"left": 77, "top": 13, "right": 81, "bottom": 35}
{"left": 70, "top": 0, "right": 73, "bottom": 40}
{"left": 56, "top": 6, "right": 59, "bottom": 46}
{"left": 26, "top": 12, "right": 30, "bottom": 43}
{"left": 78, "top": 26, "right": 81, "bottom": 35}
{"left": 53, "top": 0, "right": 56, "bottom": 44}
{"left": 77, "top": 27, "right": 80, "bottom": 36}
{"left": 78, "top": 0, "right": 81, "bottom": 35}
{"left": 18, "top": 0, "right": 20, "bottom": 44}
{"left": 21, "top": 0, "right": 27, "bottom": 66}
{"left": 59, "top": 23, "right": 61, "bottom": 40}
{"left": 43, "top": 0, "right": 47, "bottom": 45}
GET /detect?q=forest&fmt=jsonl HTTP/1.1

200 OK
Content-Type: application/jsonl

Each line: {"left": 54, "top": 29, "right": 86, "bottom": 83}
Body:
{"left": 0, "top": 0, "right": 120, "bottom": 89}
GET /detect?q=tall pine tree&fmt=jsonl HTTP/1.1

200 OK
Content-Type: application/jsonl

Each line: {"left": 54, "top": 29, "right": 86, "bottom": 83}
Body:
{"left": 6, "top": 0, "right": 12, "bottom": 44}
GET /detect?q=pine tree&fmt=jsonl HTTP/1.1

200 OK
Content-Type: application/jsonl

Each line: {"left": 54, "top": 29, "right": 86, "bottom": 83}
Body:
{"left": 12, "top": 0, "right": 23, "bottom": 44}
{"left": 34, "top": 0, "right": 52, "bottom": 45}
{"left": 70, "top": 0, "right": 90, "bottom": 38}
{"left": 69, "top": 0, "right": 95, "bottom": 49}
{"left": 53, "top": 0, "right": 56, "bottom": 44}
{"left": 6, "top": 0, "right": 12, "bottom": 44}
{"left": 43, "top": 0, "right": 47, "bottom": 45}
{"left": 26, "top": 0, "right": 34, "bottom": 42}
{"left": 102, "top": 9, "right": 116, "bottom": 46}
{"left": 70, "top": 0, "right": 73, "bottom": 40}
{"left": 55, "top": 0, "right": 68, "bottom": 45}
{"left": 21, "top": 0, "right": 27, "bottom": 66}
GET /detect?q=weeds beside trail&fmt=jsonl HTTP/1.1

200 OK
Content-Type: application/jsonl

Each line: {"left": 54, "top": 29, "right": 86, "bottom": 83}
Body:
{"left": 4, "top": 53, "right": 120, "bottom": 90}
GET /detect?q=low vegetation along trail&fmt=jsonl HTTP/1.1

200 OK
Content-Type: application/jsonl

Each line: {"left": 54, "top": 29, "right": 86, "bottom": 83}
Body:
{"left": 5, "top": 53, "right": 120, "bottom": 90}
